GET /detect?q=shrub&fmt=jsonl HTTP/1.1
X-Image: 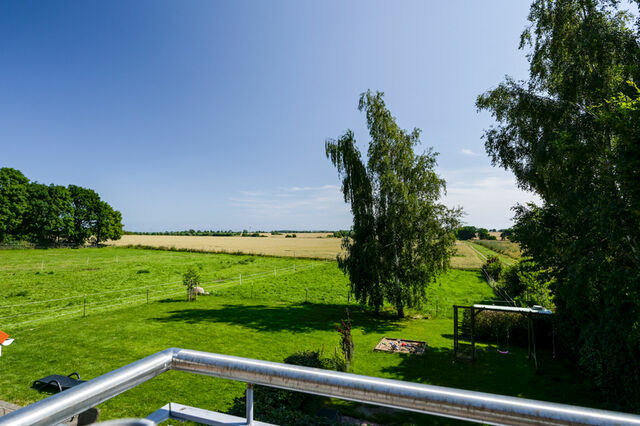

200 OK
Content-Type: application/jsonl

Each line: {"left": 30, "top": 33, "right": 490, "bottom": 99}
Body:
{"left": 182, "top": 267, "right": 200, "bottom": 301}
{"left": 482, "top": 256, "right": 503, "bottom": 281}
{"left": 462, "top": 309, "right": 554, "bottom": 350}
{"left": 336, "top": 309, "right": 354, "bottom": 370}
{"left": 227, "top": 350, "right": 344, "bottom": 424}
{"left": 497, "top": 259, "right": 553, "bottom": 308}
{"left": 476, "top": 228, "right": 491, "bottom": 240}
{"left": 455, "top": 226, "right": 477, "bottom": 240}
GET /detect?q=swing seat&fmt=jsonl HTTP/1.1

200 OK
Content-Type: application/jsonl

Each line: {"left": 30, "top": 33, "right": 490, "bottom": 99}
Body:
{"left": 497, "top": 349, "right": 510, "bottom": 355}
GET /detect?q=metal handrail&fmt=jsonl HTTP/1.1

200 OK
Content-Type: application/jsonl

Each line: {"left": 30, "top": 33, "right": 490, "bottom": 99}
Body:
{"left": 1, "top": 348, "right": 639, "bottom": 426}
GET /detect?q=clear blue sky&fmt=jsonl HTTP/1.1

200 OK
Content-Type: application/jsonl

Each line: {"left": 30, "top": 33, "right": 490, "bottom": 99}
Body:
{"left": 0, "top": 1, "right": 538, "bottom": 231}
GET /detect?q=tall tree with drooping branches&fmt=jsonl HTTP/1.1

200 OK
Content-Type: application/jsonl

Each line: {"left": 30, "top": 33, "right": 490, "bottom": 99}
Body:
{"left": 326, "top": 90, "right": 461, "bottom": 317}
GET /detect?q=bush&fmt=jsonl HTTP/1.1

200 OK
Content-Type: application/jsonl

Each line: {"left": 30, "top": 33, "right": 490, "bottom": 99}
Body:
{"left": 482, "top": 256, "right": 503, "bottom": 281}
{"left": 476, "top": 228, "right": 491, "bottom": 240}
{"left": 332, "top": 230, "right": 353, "bottom": 238}
{"left": 182, "top": 267, "right": 201, "bottom": 301}
{"left": 462, "top": 309, "right": 554, "bottom": 349}
{"left": 227, "top": 350, "right": 345, "bottom": 424}
{"left": 497, "top": 259, "right": 553, "bottom": 308}
{"left": 455, "top": 226, "right": 477, "bottom": 240}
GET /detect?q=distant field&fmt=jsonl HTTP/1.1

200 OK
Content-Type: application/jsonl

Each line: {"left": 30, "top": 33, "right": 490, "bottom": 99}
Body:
{"left": 450, "top": 241, "right": 484, "bottom": 269}
{"left": 467, "top": 242, "right": 517, "bottom": 266}
{"left": 474, "top": 239, "right": 521, "bottom": 259}
{"left": 108, "top": 235, "right": 491, "bottom": 269}
{"left": 108, "top": 234, "right": 343, "bottom": 259}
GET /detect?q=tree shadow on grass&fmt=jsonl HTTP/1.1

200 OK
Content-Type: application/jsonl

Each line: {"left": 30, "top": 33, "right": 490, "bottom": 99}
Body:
{"left": 152, "top": 303, "right": 403, "bottom": 334}
{"left": 381, "top": 342, "right": 600, "bottom": 409}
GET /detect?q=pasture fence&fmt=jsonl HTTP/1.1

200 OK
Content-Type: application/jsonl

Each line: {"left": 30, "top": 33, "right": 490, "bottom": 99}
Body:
{"left": 0, "top": 261, "right": 334, "bottom": 330}
{"left": 0, "top": 251, "right": 227, "bottom": 273}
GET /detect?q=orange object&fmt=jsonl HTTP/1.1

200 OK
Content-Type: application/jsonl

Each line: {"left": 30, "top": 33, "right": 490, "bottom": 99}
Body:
{"left": 0, "top": 330, "right": 8, "bottom": 344}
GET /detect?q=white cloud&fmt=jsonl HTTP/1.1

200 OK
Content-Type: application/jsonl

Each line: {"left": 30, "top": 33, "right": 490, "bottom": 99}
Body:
{"left": 440, "top": 167, "right": 540, "bottom": 229}
{"left": 230, "top": 184, "right": 349, "bottom": 227}
{"left": 461, "top": 149, "right": 477, "bottom": 156}
{"left": 232, "top": 168, "right": 539, "bottom": 230}
{"left": 284, "top": 184, "right": 338, "bottom": 192}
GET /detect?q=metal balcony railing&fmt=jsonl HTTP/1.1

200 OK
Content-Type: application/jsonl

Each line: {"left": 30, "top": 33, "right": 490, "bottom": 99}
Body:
{"left": 1, "top": 348, "right": 639, "bottom": 426}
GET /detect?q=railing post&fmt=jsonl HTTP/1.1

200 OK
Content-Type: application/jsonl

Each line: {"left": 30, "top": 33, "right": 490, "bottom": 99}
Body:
{"left": 471, "top": 307, "right": 476, "bottom": 361}
{"left": 453, "top": 305, "right": 458, "bottom": 358}
{"left": 245, "top": 383, "right": 253, "bottom": 425}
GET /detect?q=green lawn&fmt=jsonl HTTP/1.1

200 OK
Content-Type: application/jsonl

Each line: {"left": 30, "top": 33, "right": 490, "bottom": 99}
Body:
{"left": 0, "top": 247, "right": 600, "bottom": 424}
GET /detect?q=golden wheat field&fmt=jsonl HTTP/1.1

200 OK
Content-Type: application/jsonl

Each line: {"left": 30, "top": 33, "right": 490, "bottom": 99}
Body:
{"left": 108, "top": 234, "right": 486, "bottom": 268}
{"left": 107, "top": 234, "right": 344, "bottom": 259}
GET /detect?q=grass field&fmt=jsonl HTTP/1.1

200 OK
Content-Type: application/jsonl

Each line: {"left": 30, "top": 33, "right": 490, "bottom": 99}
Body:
{"left": 450, "top": 241, "right": 484, "bottom": 269}
{"left": 466, "top": 242, "right": 517, "bottom": 266}
{"left": 107, "top": 235, "right": 498, "bottom": 270}
{"left": 474, "top": 239, "right": 522, "bottom": 259}
{"left": 0, "top": 247, "right": 601, "bottom": 424}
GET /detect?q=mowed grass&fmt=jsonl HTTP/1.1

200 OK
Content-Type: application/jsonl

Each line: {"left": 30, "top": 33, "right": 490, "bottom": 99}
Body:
{"left": 0, "top": 247, "right": 321, "bottom": 328}
{"left": 0, "top": 248, "right": 601, "bottom": 424}
{"left": 450, "top": 241, "right": 484, "bottom": 270}
{"left": 108, "top": 234, "right": 344, "bottom": 259}
{"left": 474, "top": 239, "right": 522, "bottom": 259}
{"left": 467, "top": 242, "right": 517, "bottom": 266}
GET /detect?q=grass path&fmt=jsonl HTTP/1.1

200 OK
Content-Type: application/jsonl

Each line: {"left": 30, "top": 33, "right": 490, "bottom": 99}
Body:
{"left": 467, "top": 242, "right": 517, "bottom": 266}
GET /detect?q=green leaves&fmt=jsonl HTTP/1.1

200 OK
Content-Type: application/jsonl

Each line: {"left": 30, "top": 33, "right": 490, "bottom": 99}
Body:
{"left": 326, "top": 91, "right": 461, "bottom": 317}
{"left": 0, "top": 168, "right": 123, "bottom": 246}
{"left": 477, "top": 0, "right": 640, "bottom": 409}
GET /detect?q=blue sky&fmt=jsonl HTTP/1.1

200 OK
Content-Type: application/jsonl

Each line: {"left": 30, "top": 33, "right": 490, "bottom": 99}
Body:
{"left": 0, "top": 1, "right": 539, "bottom": 231}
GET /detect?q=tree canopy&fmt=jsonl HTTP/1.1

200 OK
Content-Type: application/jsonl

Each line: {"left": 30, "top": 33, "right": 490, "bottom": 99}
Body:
{"left": 0, "top": 167, "right": 123, "bottom": 246}
{"left": 326, "top": 90, "right": 461, "bottom": 317}
{"left": 477, "top": 0, "right": 640, "bottom": 409}
{"left": 455, "top": 226, "right": 477, "bottom": 240}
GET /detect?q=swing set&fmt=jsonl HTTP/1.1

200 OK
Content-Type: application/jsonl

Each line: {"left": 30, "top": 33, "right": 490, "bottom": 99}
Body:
{"left": 453, "top": 304, "right": 553, "bottom": 370}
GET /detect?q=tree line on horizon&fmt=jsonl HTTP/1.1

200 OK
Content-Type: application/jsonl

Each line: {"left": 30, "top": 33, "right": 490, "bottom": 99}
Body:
{"left": 455, "top": 225, "right": 513, "bottom": 241}
{"left": 124, "top": 229, "right": 353, "bottom": 237}
{"left": 0, "top": 167, "right": 123, "bottom": 246}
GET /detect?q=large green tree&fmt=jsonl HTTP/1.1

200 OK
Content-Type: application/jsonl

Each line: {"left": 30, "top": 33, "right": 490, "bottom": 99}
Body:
{"left": 94, "top": 201, "right": 124, "bottom": 244}
{"left": 326, "top": 90, "right": 461, "bottom": 317}
{"left": 22, "top": 183, "right": 74, "bottom": 245}
{"left": 477, "top": 0, "right": 640, "bottom": 409}
{"left": 68, "top": 185, "right": 101, "bottom": 245}
{"left": 0, "top": 168, "right": 29, "bottom": 242}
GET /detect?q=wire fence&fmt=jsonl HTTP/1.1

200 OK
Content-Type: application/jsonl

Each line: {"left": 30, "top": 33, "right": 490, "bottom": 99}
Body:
{"left": 0, "top": 251, "right": 215, "bottom": 273}
{"left": 0, "top": 261, "right": 333, "bottom": 330}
